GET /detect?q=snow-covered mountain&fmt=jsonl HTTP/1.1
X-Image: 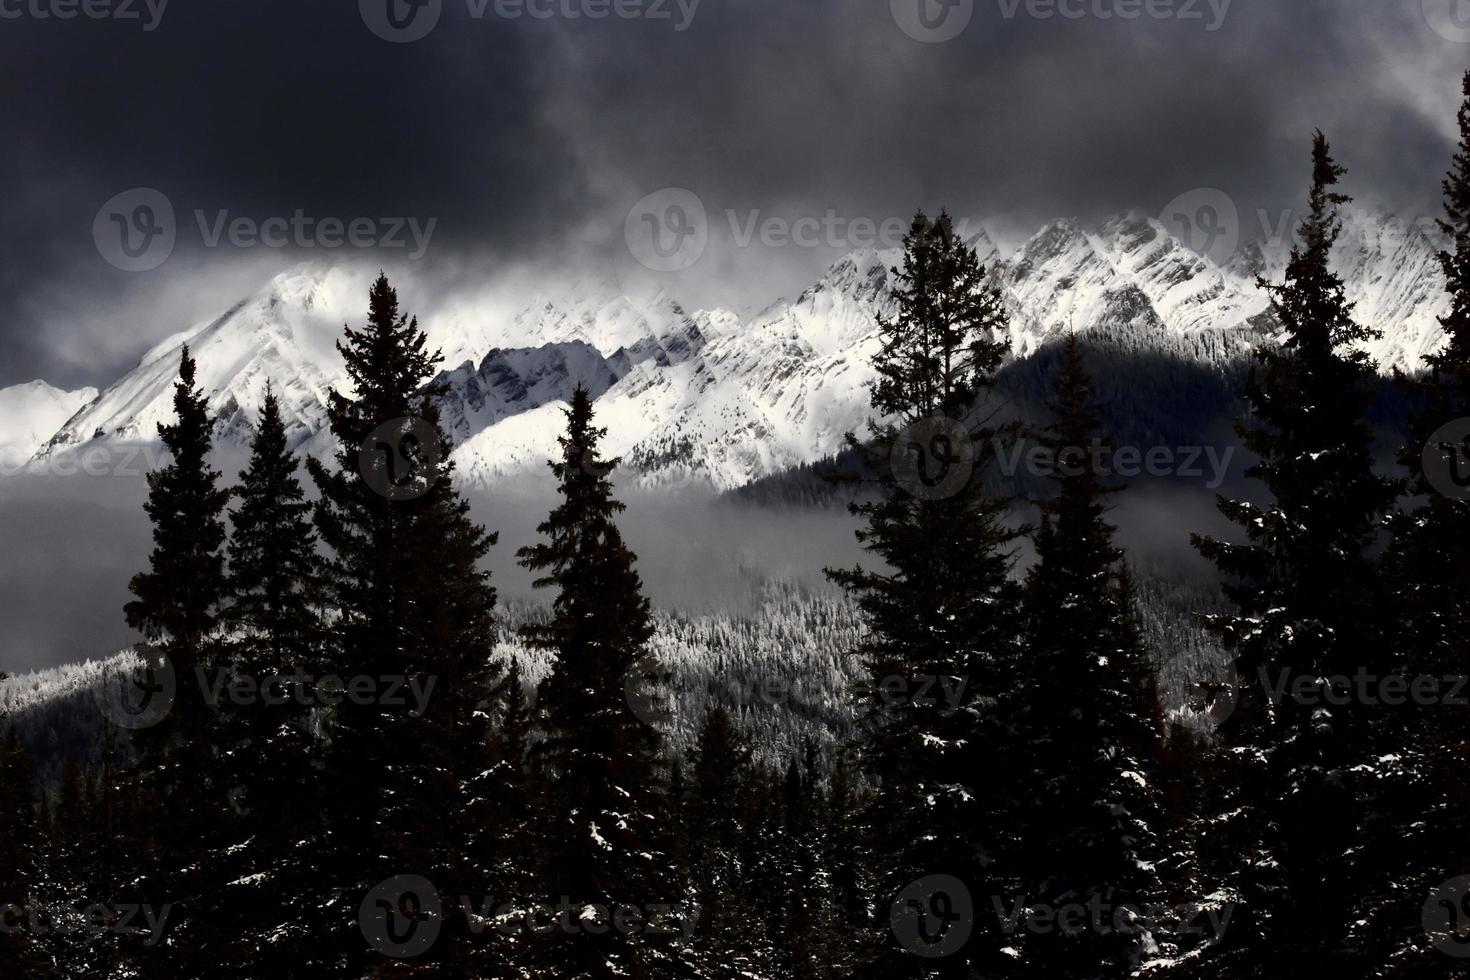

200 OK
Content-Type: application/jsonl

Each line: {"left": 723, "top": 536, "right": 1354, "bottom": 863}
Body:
{"left": 30, "top": 209, "right": 1453, "bottom": 491}
{"left": 1228, "top": 208, "right": 1450, "bottom": 373}
{"left": 0, "top": 380, "right": 98, "bottom": 465}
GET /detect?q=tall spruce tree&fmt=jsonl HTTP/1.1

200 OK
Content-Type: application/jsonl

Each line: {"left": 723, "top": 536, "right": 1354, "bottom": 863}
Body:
{"left": 827, "top": 210, "right": 1024, "bottom": 978}
{"left": 1370, "top": 70, "right": 1470, "bottom": 974}
{"left": 1190, "top": 134, "right": 1400, "bottom": 975}
{"left": 208, "top": 385, "right": 331, "bottom": 977}
{"left": 516, "top": 384, "right": 679, "bottom": 979}
{"left": 122, "top": 344, "right": 230, "bottom": 976}
{"left": 125, "top": 345, "right": 231, "bottom": 662}
{"left": 307, "top": 274, "right": 500, "bottom": 974}
{"left": 1011, "top": 336, "right": 1165, "bottom": 976}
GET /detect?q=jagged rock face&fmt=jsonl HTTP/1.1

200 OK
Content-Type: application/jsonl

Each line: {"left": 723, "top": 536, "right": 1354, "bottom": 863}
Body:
{"left": 31, "top": 210, "right": 1453, "bottom": 491}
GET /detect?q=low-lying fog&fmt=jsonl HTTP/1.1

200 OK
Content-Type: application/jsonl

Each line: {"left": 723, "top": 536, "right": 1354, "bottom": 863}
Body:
{"left": 0, "top": 447, "right": 1235, "bottom": 674}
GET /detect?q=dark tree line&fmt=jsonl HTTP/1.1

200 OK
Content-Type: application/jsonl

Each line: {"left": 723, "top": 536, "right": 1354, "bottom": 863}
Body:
{"left": 4, "top": 71, "right": 1470, "bottom": 980}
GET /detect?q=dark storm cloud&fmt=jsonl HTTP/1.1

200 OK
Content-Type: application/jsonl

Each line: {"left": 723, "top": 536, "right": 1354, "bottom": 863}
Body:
{"left": 1, "top": 0, "right": 1466, "bottom": 388}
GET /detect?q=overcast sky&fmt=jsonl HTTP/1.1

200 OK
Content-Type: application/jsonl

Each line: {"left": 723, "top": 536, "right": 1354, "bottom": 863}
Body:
{"left": 3, "top": 0, "right": 1469, "bottom": 390}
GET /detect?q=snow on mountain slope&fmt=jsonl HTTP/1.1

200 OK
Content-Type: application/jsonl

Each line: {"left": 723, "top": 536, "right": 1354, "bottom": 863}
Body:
{"left": 1229, "top": 208, "right": 1449, "bottom": 373}
{"left": 0, "top": 381, "right": 99, "bottom": 464}
{"left": 43, "top": 264, "right": 370, "bottom": 460}
{"left": 28, "top": 209, "right": 1455, "bottom": 493}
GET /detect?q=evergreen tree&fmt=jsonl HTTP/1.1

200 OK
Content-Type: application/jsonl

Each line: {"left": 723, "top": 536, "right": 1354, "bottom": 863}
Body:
{"left": 1370, "top": 70, "right": 1470, "bottom": 975}
{"left": 1190, "top": 133, "right": 1401, "bottom": 975}
{"left": 122, "top": 344, "right": 231, "bottom": 978}
{"left": 125, "top": 345, "right": 231, "bottom": 659}
{"left": 206, "top": 385, "right": 332, "bottom": 977}
{"left": 827, "top": 210, "right": 1024, "bottom": 978}
{"left": 1010, "top": 336, "right": 1165, "bottom": 977}
{"left": 516, "top": 385, "right": 678, "bottom": 978}
{"left": 307, "top": 274, "right": 500, "bottom": 974}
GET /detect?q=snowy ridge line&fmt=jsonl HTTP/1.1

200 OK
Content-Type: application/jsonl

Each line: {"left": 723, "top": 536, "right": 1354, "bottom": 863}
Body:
{"left": 19, "top": 208, "right": 1451, "bottom": 492}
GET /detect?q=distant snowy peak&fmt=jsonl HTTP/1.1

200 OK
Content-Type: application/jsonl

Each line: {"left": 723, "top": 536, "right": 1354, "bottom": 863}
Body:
{"left": 44, "top": 263, "right": 365, "bottom": 459}
{"left": 0, "top": 381, "right": 98, "bottom": 462}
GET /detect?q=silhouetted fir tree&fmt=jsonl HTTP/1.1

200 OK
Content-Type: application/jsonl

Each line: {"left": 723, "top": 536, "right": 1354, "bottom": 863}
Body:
{"left": 1369, "top": 70, "right": 1470, "bottom": 975}
{"left": 125, "top": 346, "right": 231, "bottom": 662}
{"left": 122, "top": 344, "right": 230, "bottom": 977}
{"left": 516, "top": 385, "right": 679, "bottom": 978}
{"left": 307, "top": 274, "right": 500, "bottom": 974}
{"left": 1190, "top": 133, "right": 1401, "bottom": 976}
{"left": 1008, "top": 336, "right": 1165, "bottom": 976}
{"left": 826, "top": 210, "right": 1023, "bottom": 978}
{"left": 203, "top": 385, "right": 332, "bottom": 977}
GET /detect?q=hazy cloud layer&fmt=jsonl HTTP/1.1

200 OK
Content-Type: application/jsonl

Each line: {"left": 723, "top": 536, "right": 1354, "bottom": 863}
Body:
{"left": 2, "top": 0, "right": 1469, "bottom": 388}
